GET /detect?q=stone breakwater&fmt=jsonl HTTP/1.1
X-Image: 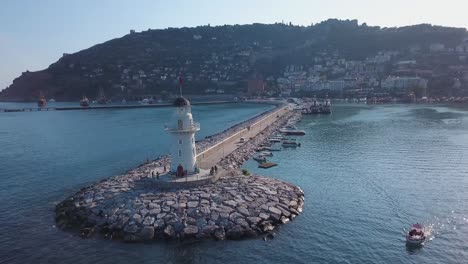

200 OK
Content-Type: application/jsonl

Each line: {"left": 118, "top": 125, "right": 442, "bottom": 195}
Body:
{"left": 218, "top": 110, "right": 300, "bottom": 170}
{"left": 55, "top": 173, "right": 304, "bottom": 241}
{"left": 55, "top": 106, "right": 305, "bottom": 242}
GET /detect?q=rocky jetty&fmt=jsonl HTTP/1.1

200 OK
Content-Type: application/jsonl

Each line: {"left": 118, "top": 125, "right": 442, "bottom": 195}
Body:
{"left": 55, "top": 172, "right": 304, "bottom": 241}
{"left": 55, "top": 106, "right": 305, "bottom": 242}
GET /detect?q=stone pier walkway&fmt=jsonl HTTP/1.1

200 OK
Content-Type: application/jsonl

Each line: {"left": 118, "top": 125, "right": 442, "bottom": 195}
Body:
{"left": 197, "top": 107, "right": 289, "bottom": 169}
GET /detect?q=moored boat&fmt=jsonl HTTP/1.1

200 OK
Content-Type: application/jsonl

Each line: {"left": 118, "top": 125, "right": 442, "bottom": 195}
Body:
{"left": 268, "top": 137, "right": 282, "bottom": 143}
{"left": 279, "top": 125, "right": 306, "bottom": 136}
{"left": 253, "top": 155, "right": 267, "bottom": 163}
{"left": 140, "top": 98, "right": 150, "bottom": 105}
{"left": 80, "top": 96, "right": 90, "bottom": 107}
{"left": 302, "top": 96, "right": 332, "bottom": 115}
{"left": 282, "top": 138, "right": 301, "bottom": 148}
{"left": 97, "top": 88, "right": 108, "bottom": 104}
{"left": 263, "top": 146, "right": 282, "bottom": 152}
{"left": 37, "top": 92, "right": 47, "bottom": 107}
{"left": 260, "top": 151, "right": 273, "bottom": 157}
{"left": 406, "top": 223, "right": 426, "bottom": 246}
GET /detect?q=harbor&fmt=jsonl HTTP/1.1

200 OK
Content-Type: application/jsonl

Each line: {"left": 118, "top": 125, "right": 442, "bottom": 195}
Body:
{"left": 2, "top": 103, "right": 468, "bottom": 262}
{"left": 55, "top": 100, "right": 305, "bottom": 241}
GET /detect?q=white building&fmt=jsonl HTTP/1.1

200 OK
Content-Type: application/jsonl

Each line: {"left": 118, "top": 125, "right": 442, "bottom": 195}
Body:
{"left": 165, "top": 97, "right": 200, "bottom": 174}
{"left": 381, "top": 76, "right": 428, "bottom": 94}
{"left": 430, "top": 43, "right": 445, "bottom": 52}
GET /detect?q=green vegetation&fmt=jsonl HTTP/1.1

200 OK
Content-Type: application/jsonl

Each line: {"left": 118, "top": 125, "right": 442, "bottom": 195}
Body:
{"left": 1, "top": 20, "right": 466, "bottom": 101}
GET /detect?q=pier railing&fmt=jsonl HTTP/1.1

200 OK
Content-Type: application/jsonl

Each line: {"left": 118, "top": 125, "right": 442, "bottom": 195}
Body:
{"left": 196, "top": 105, "right": 288, "bottom": 167}
{"left": 165, "top": 122, "right": 201, "bottom": 132}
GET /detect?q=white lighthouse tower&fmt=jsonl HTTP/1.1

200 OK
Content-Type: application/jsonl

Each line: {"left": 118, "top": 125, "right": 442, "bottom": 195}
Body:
{"left": 165, "top": 97, "right": 200, "bottom": 175}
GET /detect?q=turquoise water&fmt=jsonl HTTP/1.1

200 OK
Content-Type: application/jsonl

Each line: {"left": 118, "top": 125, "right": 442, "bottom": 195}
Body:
{"left": 243, "top": 104, "right": 468, "bottom": 263}
{"left": 1, "top": 103, "right": 468, "bottom": 263}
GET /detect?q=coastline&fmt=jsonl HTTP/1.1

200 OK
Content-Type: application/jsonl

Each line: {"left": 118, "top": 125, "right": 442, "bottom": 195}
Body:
{"left": 55, "top": 102, "right": 305, "bottom": 242}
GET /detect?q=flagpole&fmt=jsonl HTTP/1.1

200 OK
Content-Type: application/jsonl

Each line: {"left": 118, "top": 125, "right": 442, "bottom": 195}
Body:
{"left": 179, "top": 75, "right": 183, "bottom": 97}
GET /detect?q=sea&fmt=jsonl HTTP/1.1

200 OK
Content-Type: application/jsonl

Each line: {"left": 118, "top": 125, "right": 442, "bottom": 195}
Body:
{"left": 0, "top": 102, "right": 467, "bottom": 264}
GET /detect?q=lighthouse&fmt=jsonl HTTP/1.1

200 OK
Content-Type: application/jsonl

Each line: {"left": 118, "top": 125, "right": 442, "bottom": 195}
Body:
{"left": 165, "top": 97, "right": 200, "bottom": 175}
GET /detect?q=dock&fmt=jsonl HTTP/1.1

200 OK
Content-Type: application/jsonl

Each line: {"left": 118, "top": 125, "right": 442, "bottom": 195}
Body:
{"left": 0, "top": 101, "right": 236, "bottom": 113}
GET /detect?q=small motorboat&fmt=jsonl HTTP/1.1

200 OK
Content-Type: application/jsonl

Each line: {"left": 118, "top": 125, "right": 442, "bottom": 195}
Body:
{"left": 80, "top": 96, "right": 90, "bottom": 107}
{"left": 260, "top": 151, "right": 273, "bottom": 157}
{"left": 263, "top": 146, "right": 282, "bottom": 152}
{"left": 279, "top": 125, "right": 306, "bottom": 136}
{"left": 282, "top": 139, "right": 301, "bottom": 148}
{"left": 253, "top": 155, "right": 267, "bottom": 163}
{"left": 268, "top": 137, "right": 282, "bottom": 143}
{"left": 37, "top": 92, "right": 47, "bottom": 107}
{"left": 406, "top": 223, "right": 426, "bottom": 246}
{"left": 97, "top": 88, "right": 108, "bottom": 104}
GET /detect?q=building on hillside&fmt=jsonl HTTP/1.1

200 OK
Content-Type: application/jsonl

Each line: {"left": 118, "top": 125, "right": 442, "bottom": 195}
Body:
{"left": 430, "top": 43, "right": 445, "bottom": 53}
{"left": 381, "top": 76, "right": 428, "bottom": 96}
{"left": 248, "top": 79, "right": 265, "bottom": 96}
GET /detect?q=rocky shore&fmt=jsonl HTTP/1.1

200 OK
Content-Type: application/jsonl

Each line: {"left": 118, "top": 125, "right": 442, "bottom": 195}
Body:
{"left": 56, "top": 172, "right": 304, "bottom": 241}
{"left": 55, "top": 105, "right": 305, "bottom": 242}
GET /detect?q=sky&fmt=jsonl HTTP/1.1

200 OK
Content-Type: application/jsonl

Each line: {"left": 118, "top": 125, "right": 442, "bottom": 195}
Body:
{"left": 1, "top": 0, "right": 468, "bottom": 90}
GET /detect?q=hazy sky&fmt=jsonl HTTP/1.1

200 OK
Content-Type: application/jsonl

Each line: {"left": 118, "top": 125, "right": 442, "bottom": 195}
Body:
{"left": 1, "top": 0, "right": 468, "bottom": 90}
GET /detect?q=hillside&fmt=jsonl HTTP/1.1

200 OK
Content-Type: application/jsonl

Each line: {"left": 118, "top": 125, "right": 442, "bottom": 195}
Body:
{"left": 1, "top": 19, "right": 468, "bottom": 101}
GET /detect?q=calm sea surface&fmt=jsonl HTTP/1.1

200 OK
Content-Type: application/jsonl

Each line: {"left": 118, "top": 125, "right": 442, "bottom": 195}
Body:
{"left": 1, "top": 103, "right": 468, "bottom": 263}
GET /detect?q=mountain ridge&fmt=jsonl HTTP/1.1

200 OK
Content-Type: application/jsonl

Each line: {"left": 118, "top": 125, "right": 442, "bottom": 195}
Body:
{"left": 1, "top": 19, "right": 467, "bottom": 101}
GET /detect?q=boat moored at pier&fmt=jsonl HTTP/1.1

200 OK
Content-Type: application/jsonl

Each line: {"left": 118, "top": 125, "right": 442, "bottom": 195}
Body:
{"left": 279, "top": 125, "right": 306, "bottom": 136}
{"left": 37, "top": 92, "right": 47, "bottom": 107}
{"left": 302, "top": 97, "right": 332, "bottom": 115}
{"left": 80, "top": 96, "right": 90, "bottom": 107}
{"left": 282, "top": 139, "right": 301, "bottom": 148}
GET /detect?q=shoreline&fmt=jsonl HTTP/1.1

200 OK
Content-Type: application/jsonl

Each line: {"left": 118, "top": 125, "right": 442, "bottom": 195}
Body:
{"left": 55, "top": 103, "right": 305, "bottom": 242}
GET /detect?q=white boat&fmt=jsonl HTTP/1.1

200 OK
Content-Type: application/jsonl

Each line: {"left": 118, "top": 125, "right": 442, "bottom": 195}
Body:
{"left": 253, "top": 155, "right": 267, "bottom": 163}
{"left": 282, "top": 138, "right": 301, "bottom": 147}
{"left": 49, "top": 98, "right": 56, "bottom": 102}
{"left": 263, "top": 146, "right": 282, "bottom": 152}
{"left": 279, "top": 125, "right": 306, "bottom": 136}
{"left": 140, "top": 98, "right": 150, "bottom": 105}
{"left": 80, "top": 96, "right": 90, "bottom": 107}
{"left": 406, "top": 223, "right": 426, "bottom": 246}
{"left": 268, "top": 137, "right": 282, "bottom": 143}
{"left": 260, "top": 151, "right": 273, "bottom": 157}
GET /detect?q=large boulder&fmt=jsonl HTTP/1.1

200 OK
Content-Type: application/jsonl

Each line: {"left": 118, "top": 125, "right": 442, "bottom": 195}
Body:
{"left": 139, "top": 226, "right": 155, "bottom": 241}
{"left": 183, "top": 225, "right": 199, "bottom": 237}
{"left": 226, "top": 225, "right": 244, "bottom": 239}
